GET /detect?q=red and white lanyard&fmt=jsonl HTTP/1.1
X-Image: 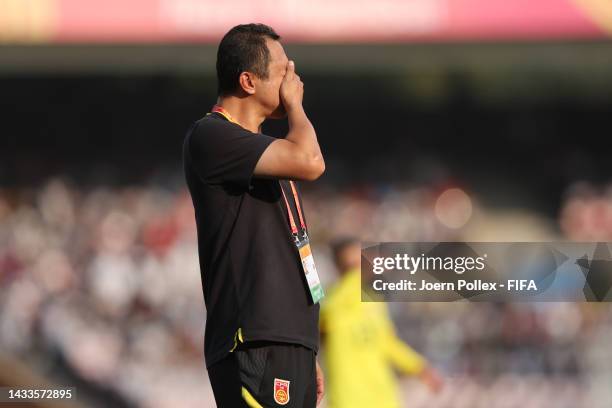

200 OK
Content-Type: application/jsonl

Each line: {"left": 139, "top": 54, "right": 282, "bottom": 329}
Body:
{"left": 281, "top": 181, "right": 307, "bottom": 236}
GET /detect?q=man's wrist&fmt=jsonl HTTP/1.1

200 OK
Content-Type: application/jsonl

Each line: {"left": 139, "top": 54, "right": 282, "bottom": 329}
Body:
{"left": 286, "top": 103, "right": 305, "bottom": 117}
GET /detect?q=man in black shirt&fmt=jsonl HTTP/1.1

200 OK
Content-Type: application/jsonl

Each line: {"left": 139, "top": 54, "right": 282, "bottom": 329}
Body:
{"left": 183, "top": 24, "right": 325, "bottom": 407}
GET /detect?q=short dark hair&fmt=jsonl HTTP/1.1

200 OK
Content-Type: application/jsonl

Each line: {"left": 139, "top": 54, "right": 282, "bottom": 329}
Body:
{"left": 216, "top": 23, "right": 281, "bottom": 96}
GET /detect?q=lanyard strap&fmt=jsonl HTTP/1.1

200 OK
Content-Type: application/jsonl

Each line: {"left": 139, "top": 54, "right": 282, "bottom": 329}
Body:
{"left": 210, "top": 105, "right": 239, "bottom": 125}
{"left": 281, "top": 181, "right": 307, "bottom": 235}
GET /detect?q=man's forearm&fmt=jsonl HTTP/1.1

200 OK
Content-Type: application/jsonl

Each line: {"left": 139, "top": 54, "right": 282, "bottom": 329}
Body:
{"left": 285, "top": 105, "right": 323, "bottom": 163}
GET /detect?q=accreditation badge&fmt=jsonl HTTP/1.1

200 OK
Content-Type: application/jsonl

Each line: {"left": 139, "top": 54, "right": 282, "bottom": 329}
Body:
{"left": 295, "top": 232, "right": 324, "bottom": 304}
{"left": 280, "top": 180, "right": 324, "bottom": 304}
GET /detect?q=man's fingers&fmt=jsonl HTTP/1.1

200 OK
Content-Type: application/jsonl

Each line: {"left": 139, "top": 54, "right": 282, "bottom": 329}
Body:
{"left": 284, "top": 60, "right": 295, "bottom": 80}
{"left": 315, "top": 361, "right": 325, "bottom": 406}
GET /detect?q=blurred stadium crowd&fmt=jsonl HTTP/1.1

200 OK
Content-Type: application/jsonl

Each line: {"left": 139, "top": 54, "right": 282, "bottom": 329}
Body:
{"left": 1, "top": 177, "right": 612, "bottom": 407}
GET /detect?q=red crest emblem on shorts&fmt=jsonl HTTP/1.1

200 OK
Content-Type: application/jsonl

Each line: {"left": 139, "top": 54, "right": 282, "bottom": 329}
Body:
{"left": 273, "top": 378, "right": 290, "bottom": 405}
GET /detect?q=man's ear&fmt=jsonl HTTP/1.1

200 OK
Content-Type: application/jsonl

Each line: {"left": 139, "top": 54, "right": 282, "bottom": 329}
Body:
{"left": 238, "top": 72, "right": 256, "bottom": 95}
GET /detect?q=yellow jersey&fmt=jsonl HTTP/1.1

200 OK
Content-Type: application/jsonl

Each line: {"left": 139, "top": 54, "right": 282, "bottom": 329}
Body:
{"left": 320, "top": 268, "right": 425, "bottom": 408}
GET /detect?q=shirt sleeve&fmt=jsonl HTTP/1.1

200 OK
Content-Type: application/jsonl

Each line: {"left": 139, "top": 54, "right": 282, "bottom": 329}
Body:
{"left": 188, "top": 119, "right": 276, "bottom": 189}
{"left": 383, "top": 332, "right": 426, "bottom": 375}
{"left": 380, "top": 314, "right": 426, "bottom": 375}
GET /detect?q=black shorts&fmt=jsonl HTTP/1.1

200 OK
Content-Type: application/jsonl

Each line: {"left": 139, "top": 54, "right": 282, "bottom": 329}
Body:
{"left": 208, "top": 341, "right": 317, "bottom": 408}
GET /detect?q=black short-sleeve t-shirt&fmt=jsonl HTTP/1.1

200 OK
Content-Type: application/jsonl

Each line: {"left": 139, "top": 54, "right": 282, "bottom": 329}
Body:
{"left": 183, "top": 112, "right": 320, "bottom": 367}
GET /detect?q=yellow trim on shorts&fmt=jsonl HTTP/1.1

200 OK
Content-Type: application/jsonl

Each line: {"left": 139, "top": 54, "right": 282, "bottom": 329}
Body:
{"left": 229, "top": 327, "right": 244, "bottom": 352}
{"left": 242, "top": 386, "right": 263, "bottom": 408}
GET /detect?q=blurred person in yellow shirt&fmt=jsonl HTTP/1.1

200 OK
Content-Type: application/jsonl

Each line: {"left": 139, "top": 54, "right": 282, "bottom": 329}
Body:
{"left": 320, "top": 237, "right": 443, "bottom": 408}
